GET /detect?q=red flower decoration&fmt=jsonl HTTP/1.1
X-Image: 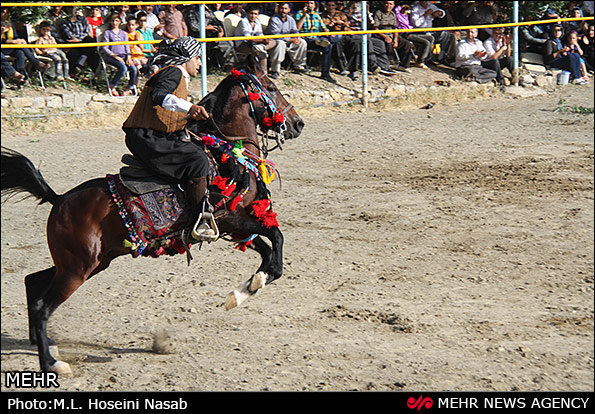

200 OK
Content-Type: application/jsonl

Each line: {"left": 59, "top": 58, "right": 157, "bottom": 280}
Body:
{"left": 231, "top": 68, "right": 244, "bottom": 79}
{"left": 248, "top": 92, "right": 262, "bottom": 102}
{"left": 201, "top": 135, "right": 215, "bottom": 146}
{"left": 272, "top": 112, "right": 285, "bottom": 124}
{"left": 263, "top": 117, "right": 274, "bottom": 127}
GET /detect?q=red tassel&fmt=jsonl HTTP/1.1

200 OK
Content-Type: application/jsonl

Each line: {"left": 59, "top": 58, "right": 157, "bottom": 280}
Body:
{"left": 201, "top": 135, "right": 215, "bottom": 146}
{"left": 230, "top": 194, "right": 243, "bottom": 211}
{"left": 248, "top": 92, "right": 262, "bottom": 102}
{"left": 231, "top": 68, "right": 243, "bottom": 79}
{"left": 251, "top": 199, "right": 271, "bottom": 218}
{"left": 235, "top": 240, "right": 253, "bottom": 252}
{"left": 272, "top": 112, "right": 285, "bottom": 124}
{"left": 221, "top": 153, "right": 229, "bottom": 163}
{"left": 222, "top": 182, "right": 236, "bottom": 197}
{"left": 262, "top": 209, "right": 279, "bottom": 228}
{"left": 212, "top": 176, "right": 228, "bottom": 190}
{"left": 263, "top": 117, "right": 274, "bottom": 127}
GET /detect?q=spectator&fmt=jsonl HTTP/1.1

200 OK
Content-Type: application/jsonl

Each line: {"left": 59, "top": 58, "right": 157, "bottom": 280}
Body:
{"left": 544, "top": 24, "right": 584, "bottom": 83}
{"left": 34, "top": 20, "right": 72, "bottom": 81}
{"left": 138, "top": 5, "right": 162, "bottom": 37}
{"left": 46, "top": 6, "right": 66, "bottom": 43}
{"left": 431, "top": 0, "right": 460, "bottom": 65}
{"left": 267, "top": 2, "right": 308, "bottom": 73}
{"left": 86, "top": 6, "right": 103, "bottom": 40}
{"left": 566, "top": 30, "right": 590, "bottom": 81}
{"left": 343, "top": 2, "right": 382, "bottom": 77}
{"left": 482, "top": 27, "right": 513, "bottom": 85}
{"left": 395, "top": 4, "right": 433, "bottom": 68}
{"left": 1, "top": 51, "right": 26, "bottom": 86}
{"left": 372, "top": 0, "right": 413, "bottom": 73}
{"left": 410, "top": 1, "right": 454, "bottom": 67}
{"left": 579, "top": 23, "right": 594, "bottom": 72}
{"left": 1, "top": 6, "right": 50, "bottom": 79}
{"left": 114, "top": 5, "right": 133, "bottom": 24}
{"left": 455, "top": 28, "right": 497, "bottom": 84}
{"left": 520, "top": 19, "right": 549, "bottom": 54}
{"left": 125, "top": 16, "right": 147, "bottom": 79}
{"left": 296, "top": 1, "right": 337, "bottom": 83}
{"left": 320, "top": 0, "right": 350, "bottom": 76}
{"left": 60, "top": 6, "right": 99, "bottom": 77}
{"left": 225, "top": 3, "right": 247, "bottom": 18}
{"left": 158, "top": 5, "right": 187, "bottom": 40}
{"left": 136, "top": 12, "right": 158, "bottom": 61}
{"left": 101, "top": 13, "right": 138, "bottom": 95}
{"left": 235, "top": 4, "right": 284, "bottom": 78}
{"left": 185, "top": 4, "right": 233, "bottom": 69}
{"left": 467, "top": 0, "right": 498, "bottom": 41}
{"left": 565, "top": 7, "right": 589, "bottom": 34}
{"left": 261, "top": 2, "right": 278, "bottom": 17}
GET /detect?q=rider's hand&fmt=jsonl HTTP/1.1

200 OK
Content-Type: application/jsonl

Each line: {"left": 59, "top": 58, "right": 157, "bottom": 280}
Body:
{"left": 188, "top": 105, "right": 209, "bottom": 121}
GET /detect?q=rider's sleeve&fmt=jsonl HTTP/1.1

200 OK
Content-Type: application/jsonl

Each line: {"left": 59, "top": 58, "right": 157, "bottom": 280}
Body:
{"left": 148, "top": 66, "right": 193, "bottom": 113}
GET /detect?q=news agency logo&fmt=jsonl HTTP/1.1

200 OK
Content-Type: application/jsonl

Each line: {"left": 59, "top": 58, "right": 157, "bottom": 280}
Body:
{"left": 407, "top": 395, "right": 434, "bottom": 411}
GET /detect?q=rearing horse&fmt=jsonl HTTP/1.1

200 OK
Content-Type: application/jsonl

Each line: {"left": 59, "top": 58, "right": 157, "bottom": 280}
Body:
{"left": 1, "top": 56, "right": 304, "bottom": 374}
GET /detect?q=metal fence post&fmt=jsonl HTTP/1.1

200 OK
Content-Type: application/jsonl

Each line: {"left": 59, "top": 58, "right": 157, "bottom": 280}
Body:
{"left": 199, "top": 2, "right": 208, "bottom": 98}
{"left": 513, "top": 1, "right": 520, "bottom": 85}
{"left": 361, "top": 1, "right": 368, "bottom": 107}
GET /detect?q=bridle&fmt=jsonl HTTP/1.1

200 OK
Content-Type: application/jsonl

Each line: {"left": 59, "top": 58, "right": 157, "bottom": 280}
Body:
{"left": 229, "top": 67, "right": 294, "bottom": 157}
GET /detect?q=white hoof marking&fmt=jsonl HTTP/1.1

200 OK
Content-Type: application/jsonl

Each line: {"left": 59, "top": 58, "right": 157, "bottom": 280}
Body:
{"left": 249, "top": 271, "right": 268, "bottom": 292}
{"left": 50, "top": 361, "right": 72, "bottom": 375}
{"left": 225, "top": 281, "right": 251, "bottom": 310}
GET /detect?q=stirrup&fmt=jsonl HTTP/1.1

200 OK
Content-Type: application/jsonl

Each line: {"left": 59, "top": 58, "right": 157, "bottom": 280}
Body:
{"left": 191, "top": 212, "right": 219, "bottom": 242}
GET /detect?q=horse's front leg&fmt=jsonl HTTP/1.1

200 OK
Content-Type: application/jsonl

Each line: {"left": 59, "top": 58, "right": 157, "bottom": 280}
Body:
{"left": 224, "top": 225, "right": 284, "bottom": 310}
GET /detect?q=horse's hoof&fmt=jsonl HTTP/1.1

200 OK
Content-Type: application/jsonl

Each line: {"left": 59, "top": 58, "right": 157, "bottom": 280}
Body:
{"left": 249, "top": 271, "right": 267, "bottom": 292}
{"left": 50, "top": 361, "right": 72, "bottom": 375}
{"left": 225, "top": 293, "right": 238, "bottom": 311}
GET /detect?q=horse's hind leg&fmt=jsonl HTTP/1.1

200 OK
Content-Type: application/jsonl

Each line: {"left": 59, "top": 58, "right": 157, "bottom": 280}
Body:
{"left": 25, "top": 267, "right": 56, "bottom": 345}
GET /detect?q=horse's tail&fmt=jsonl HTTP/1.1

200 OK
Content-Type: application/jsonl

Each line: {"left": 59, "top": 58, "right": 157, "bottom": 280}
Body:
{"left": 1, "top": 147, "right": 59, "bottom": 205}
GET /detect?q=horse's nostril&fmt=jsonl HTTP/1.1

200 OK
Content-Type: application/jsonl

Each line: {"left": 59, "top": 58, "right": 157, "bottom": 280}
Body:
{"left": 295, "top": 119, "right": 304, "bottom": 133}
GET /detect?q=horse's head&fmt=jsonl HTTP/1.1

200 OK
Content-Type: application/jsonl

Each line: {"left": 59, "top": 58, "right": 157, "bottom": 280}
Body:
{"left": 195, "top": 55, "right": 304, "bottom": 145}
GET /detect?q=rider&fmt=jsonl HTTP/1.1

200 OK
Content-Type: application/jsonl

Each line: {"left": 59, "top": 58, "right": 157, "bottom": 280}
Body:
{"left": 122, "top": 36, "right": 215, "bottom": 243}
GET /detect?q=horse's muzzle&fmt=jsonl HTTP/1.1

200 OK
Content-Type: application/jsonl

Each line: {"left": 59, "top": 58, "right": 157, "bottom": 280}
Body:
{"left": 285, "top": 116, "right": 304, "bottom": 139}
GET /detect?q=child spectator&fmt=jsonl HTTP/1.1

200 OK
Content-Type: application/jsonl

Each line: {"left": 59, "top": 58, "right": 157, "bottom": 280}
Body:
{"left": 125, "top": 17, "right": 147, "bottom": 72}
{"left": 136, "top": 11, "right": 158, "bottom": 61}
{"left": 34, "top": 20, "right": 72, "bottom": 81}
{"left": 86, "top": 6, "right": 103, "bottom": 39}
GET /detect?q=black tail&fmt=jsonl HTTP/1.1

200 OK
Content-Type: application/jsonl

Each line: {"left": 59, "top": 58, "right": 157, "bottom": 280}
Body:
{"left": 1, "top": 147, "right": 59, "bottom": 205}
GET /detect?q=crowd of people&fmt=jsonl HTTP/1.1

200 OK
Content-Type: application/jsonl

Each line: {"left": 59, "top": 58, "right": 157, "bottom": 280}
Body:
{"left": 2, "top": 1, "right": 594, "bottom": 92}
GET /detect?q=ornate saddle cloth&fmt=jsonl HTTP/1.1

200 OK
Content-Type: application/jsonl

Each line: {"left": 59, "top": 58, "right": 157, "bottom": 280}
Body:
{"left": 107, "top": 174, "right": 191, "bottom": 257}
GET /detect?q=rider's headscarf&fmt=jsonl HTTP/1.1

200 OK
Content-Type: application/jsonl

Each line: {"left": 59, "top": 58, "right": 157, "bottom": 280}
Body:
{"left": 152, "top": 36, "right": 202, "bottom": 68}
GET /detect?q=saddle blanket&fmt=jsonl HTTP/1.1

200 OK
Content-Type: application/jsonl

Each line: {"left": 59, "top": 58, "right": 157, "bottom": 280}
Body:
{"left": 106, "top": 174, "right": 191, "bottom": 257}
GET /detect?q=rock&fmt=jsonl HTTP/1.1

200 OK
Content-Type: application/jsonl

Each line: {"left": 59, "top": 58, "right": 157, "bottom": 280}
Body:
{"left": 385, "top": 84, "right": 406, "bottom": 97}
{"left": 520, "top": 74, "right": 535, "bottom": 86}
{"left": 524, "top": 63, "right": 547, "bottom": 74}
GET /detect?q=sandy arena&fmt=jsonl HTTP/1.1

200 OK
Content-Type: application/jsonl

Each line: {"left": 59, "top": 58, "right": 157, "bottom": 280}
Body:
{"left": 1, "top": 84, "right": 593, "bottom": 391}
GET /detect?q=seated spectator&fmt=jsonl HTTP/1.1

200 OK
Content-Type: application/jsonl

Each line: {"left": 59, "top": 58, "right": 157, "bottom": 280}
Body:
{"left": 225, "top": 3, "right": 247, "bottom": 18}
{"left": 267, "top": 2, "right": 308, "bottom": 73}
{"left": 396, "top": 4, "right": 434, "bottom": 68}
{"left": 101, "top": 13, "right": 138, "bottom": 95}
{"left": 46, "top": 6, "right": 66, "bottom": 43}
{"left": 410, "top": 1, "right": 455, "bottom": 67}
{"left": 544, "top": 24, "right": 584, "bottom": 84}
{"left": 1, "top": 6, "right": 50, "bottom": 79}
{"left": 565, "top": 7, "right": 589, "bottom": 35}
{"left": 431, "top": 0, "right": 460, "bottom": 65}
{"left": 60, "top": 6, "right": 99, "bottom": 77}
{"left": 455, "top": 28, "right": 497, "bottom": 84}
{"left": 566, "top": 30, "right": 590, "bottom": 82}
{"left": 185, "top": 3, "right": 233, "bottom": 69}
{"left": 125, "top": 16, "right": 147, "bottom": 81}
{"left": 235, "top": 4, "right": 284, "bottom": 78}
{"left": 138, "top": 5, "right": 162, "bottom": 38}
{"left": 159, "top": 4, "right": 187, "bottom": 40}
{"left": 136, "top": 12, "right": 158, "bottom": 61}
{"left": 1, "top": 51, "right": 26, "bottom": 86}
{"left": 296, "top": 1, "right": 338, "bottom": 83}
{"left": 320, "top": 1, "right": 350, "bottom": 76}
{"left": 579, "top": 23, "right": 594, "bottom": 72}
{"left": 482, "top": 28, "right": 513, "bottom": 85}
{"left": 34, "top": 21, "right": 72, "bottom": 81}
{"left": 86, "top": 6, "right": 103, "bottom": 40}
{"left": 372, "top": 1, "right": 413, "bottom": 73}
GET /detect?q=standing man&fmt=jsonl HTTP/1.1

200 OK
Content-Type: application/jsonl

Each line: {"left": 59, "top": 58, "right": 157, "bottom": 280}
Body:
{"left": 267, "top": 2, "right": 308, "bottom": 73}
{"left": 122, "top": 37, "right": 216, "bottom": 243}
{"left": 158, "top": 4, "right": 187, "bottom": 40}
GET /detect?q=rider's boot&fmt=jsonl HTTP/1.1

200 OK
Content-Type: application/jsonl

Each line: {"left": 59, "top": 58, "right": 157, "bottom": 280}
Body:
{"left": 184, "top": 177, "right": 219, "bottom": 243}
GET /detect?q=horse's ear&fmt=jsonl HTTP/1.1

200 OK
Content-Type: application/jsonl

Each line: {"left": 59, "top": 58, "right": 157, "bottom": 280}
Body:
{"left": 246, "top": 54, "right": 264, "bottom": 75}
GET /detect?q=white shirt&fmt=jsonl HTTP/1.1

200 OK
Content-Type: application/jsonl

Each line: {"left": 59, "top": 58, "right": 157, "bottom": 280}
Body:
{"left": 410, "top": 2, "right": 445, "bottom": 28}
{"left": 161, "top": 65, "right": 193, "bottom": 113}
{"left": 455, "top": 38, "right": 487, "bottom": 67}
{"left": 483, "top": 37, "right": 507, "bottom": 60}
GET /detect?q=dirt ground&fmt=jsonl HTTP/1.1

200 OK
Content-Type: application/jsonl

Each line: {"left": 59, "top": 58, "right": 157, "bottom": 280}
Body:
{"left": 1, "top": 83, "right": 593, "bottom": 392}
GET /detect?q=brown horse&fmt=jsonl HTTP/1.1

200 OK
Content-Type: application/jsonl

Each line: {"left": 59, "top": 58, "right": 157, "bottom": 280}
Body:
{"left": 1, "top": 56, "right": 304, "bottom": 374}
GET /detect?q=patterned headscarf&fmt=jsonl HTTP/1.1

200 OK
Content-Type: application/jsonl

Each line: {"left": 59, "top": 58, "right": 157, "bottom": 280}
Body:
{"left": 152, "top": 36, "right": 202, "bottom": 68}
